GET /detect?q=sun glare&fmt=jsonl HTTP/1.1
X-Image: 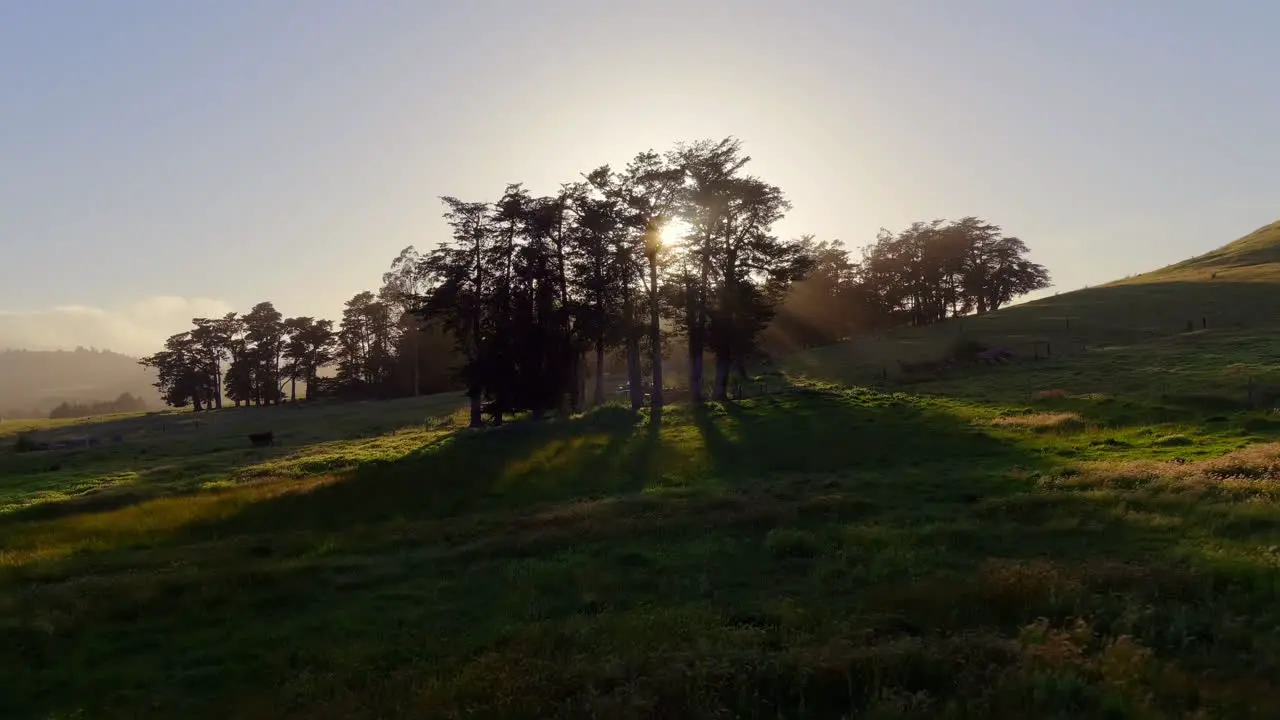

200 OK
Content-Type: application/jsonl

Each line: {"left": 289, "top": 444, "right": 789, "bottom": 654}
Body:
{"left": 660, "top": 219, "right": 692, "bottom": 245}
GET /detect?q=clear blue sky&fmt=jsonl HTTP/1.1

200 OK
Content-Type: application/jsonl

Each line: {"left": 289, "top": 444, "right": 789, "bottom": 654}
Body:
{"left": 3, "top": 0, "right": 1278, "bottom": 354}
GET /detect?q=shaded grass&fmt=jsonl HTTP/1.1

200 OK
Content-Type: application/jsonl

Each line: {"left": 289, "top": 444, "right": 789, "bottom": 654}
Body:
{"left": 5, "top": 388, "right": 1280, "bottom": 717}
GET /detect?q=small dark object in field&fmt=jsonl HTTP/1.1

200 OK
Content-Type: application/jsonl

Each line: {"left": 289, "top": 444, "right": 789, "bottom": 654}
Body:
{"left": 88, "top": 437, "right": 100, "bottom": 447}
{"left": 1170, "top": 457, "right": 1188, "bottom": 465}
{"left": 248, "top": 431, "right": 275, "bottom": 448}
{"left": 111, "top": 434, "right": 125, "bottom": 443}
{"left": 975, "top": 347, "right": 1015, "bottom": 365}
{"left": 47, "top": 463, "right": 61, "bottom": 472}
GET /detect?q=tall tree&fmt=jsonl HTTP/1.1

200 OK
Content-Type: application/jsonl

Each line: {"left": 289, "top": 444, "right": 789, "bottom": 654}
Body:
{"left": 381, "top": 246, "right": 431, "bottom": 396}
{"left": 283, "top": 317, "right": 336, "bottom": 400}
{"left": 421, "top": 197, "right": 494, "bottom": 428}
{"left": 242, "top": 301, "right": 286, "bottom": 405}
{"left": 568, "top": 175, "right": 626, "bottom": 407}
{"left": 139, "top": 332, "right": 204, "bottom": 410}
{"left": 616, "top": 151, "right": 686, "bottom": 409}
{"left": 190, "top": 314, "right": 237, "bottom": 409}
{"left": 670, "top": 137, "right": 807, "bottom": 400}
{"left": 335, "top": 291, "right": 397, "bottom": 394}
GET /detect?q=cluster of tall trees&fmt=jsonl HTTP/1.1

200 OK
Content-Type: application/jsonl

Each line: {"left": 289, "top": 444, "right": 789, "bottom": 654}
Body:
{"left": 138, "top": 265, "right": 462, "bottom": 410}
{"left": 140, "top": 138, "right": 1051, "bottom": 417}
{"left": 48, "top": 392, "right": 147, "bottom": 419}
{"left": 766, "top": 218, "right": 1050, "bottom": 350}
{"left": 418, "top": 138, "right": 813, "bottom": 427}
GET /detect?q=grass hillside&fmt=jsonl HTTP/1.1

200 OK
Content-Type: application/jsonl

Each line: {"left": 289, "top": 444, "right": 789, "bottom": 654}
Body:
{"left": 786, "top": 220, "right": 1280, "bottom": 396}
{"left": 7, "top": 380, "right": 1280, "bottom": 718}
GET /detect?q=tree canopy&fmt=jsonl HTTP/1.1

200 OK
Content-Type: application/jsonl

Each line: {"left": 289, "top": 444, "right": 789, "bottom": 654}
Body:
{"left": 140, "top": 138, "right": 1050, "bottom": 417}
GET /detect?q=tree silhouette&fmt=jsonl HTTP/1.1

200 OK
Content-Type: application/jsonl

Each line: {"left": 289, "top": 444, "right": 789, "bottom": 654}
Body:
{"left": 138, "top": 138, "right": 1051, "bottom": 416}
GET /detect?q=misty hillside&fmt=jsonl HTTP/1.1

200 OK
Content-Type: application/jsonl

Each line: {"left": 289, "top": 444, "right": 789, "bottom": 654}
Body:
{"left": 0, "top": 348, "right": 160, "bottom": 419}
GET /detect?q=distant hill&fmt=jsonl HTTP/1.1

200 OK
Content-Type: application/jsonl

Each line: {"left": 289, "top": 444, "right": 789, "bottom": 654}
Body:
{"left": 0, "top": 348, "right": 160, "bottom": 419}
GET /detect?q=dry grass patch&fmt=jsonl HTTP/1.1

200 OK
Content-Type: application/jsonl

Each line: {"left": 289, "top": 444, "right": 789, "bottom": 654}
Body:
{"left": 991, "top": 411, "right": 1083, "bottom": 432}
{"left": 1043, "top": 442, "right": 1280, "bottom": 500}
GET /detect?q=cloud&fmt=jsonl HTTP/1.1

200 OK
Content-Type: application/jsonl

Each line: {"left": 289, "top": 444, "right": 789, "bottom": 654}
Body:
{"left": 0, "top": 296, "right": 234, "bottom": 356}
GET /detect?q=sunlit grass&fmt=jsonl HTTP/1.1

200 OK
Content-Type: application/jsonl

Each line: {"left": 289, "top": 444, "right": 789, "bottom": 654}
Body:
{"left": 0, "top": 475, "right": 333, "bottom": 571}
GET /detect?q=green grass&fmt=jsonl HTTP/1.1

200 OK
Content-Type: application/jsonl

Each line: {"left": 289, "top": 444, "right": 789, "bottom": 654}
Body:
{"left": 6, "top": 380, "right": 1280, "bottom": 718}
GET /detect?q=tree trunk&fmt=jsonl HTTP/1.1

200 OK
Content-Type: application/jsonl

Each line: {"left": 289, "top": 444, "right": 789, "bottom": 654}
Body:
{"left": 468, "top": 386, "right": 483, "bottom": 428}
{"left": 648, "top": 255, "right": 663, "bottom": 409}
{"left": 593, "top": 341, "right": 606, "bottom": 407}
{"left": 213, "top": 363, "right": 223, "bottom": 409}
{"left": 688, "top": 344, "right": 704, "bottom": 404}
{"left": 627, "top": 334, "right": 643, "bottom": 410}
{"left": 290, "top": 376, "right": 297, "bottom": 402}
{"left": 623, "top": 292, "right": 643, "bottom": 410}
{"left": 573, "top": 351, "right": 586, "bottom": 414}
{"left": 686, "top": 279, "right": 704, "bottom": 404}
{"left": 412, "top": 329, "right": 421, "bottom": 397}
{"left": 712, "top": 352, "right": 731, "bottom": 401}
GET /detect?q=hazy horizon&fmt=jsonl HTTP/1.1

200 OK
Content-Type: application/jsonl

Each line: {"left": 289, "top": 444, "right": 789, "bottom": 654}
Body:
{"left": 5, "top": 1, "right": 1280, "bottom": 355}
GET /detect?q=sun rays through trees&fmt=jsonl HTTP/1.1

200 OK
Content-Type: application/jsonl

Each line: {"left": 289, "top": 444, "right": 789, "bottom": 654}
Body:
{"left": 140, "top": 138, "right": 1049, "bottom": 417}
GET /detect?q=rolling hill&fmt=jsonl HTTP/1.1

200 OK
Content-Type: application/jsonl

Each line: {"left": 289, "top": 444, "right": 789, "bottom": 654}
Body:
{"left": 784, "top": 219, "right": 1280, "bottom": 399}
{"left": 0, "top": 348, "right": 160, "bottom": 419}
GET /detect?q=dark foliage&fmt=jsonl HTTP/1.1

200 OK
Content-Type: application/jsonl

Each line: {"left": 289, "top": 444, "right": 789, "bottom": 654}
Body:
{"left": 47, "top": 392, "right": 147, "bottom": 419}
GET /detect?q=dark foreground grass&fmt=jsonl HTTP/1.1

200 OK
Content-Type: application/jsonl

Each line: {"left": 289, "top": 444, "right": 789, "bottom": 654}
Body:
{"left": 5, "top": 388, "right": 1280, "bottom": 718}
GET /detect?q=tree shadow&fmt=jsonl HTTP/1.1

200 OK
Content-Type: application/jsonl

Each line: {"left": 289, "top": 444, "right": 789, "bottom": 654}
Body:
{"left": 691, "top": 386, "right": 1034, "bottom": 491}
{"left": 190, "top": 404, "right": 660, "bottom": 538}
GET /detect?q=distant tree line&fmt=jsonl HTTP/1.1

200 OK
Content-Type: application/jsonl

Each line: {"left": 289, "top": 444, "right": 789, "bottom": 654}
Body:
{"left": 138, "top": 269, "right": 463, "bottom": 411}
{"left": 140, "top": 137, "right": 1049, "bottom": 417}
{"left": 48, "top": 392, "right": 147, "bottom": 419}
{"left": 764, "top": 218, "right": 1050, "bottom": 351}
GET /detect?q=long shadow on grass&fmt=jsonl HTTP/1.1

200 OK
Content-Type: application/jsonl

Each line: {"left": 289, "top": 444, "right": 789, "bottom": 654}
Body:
{"left": 193, "top": 388, "right": 1045, "bottom": 540}
{"left": 694, "top": 387, "right": 1024, "bottom": 482}
{"left": 193, "top": 404, "right": 663, "bottom": 537}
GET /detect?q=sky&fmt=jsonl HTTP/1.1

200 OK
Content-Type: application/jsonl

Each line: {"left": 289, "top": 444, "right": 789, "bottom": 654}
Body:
{"left": 3, "top": 0, "right": 1279, "bottom": 355}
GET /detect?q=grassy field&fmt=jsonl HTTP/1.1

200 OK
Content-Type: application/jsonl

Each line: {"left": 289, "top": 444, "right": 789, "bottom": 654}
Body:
{"left": 6, "top": 380, "right": 1280, "bottom": 718}
{"left": 9, "top": 224, "right": 1280, "bottom": 718}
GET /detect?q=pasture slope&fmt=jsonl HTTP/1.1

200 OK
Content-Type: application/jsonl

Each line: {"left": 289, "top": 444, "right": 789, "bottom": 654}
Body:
{"left": 7, "top": 223, "right": 1280, "bottom": 718}
{"left": 786, "top": 219, "right": 1280, "bottom": 398}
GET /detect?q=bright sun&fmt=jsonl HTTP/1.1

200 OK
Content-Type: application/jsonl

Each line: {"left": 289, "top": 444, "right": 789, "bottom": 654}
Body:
{"left": 659, "top": 219, "right": 692, "bottom": 245}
